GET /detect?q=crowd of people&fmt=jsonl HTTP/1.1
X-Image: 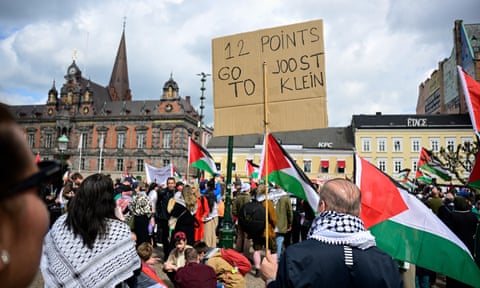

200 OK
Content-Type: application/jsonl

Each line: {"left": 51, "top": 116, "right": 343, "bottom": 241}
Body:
{"left": 1, "top": 101, "right": 479, "bottom": 287}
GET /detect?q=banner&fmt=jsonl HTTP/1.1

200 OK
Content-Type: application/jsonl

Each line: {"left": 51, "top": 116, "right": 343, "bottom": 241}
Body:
{"left": 145, "top": 163, "right": 172, "bottom": 185}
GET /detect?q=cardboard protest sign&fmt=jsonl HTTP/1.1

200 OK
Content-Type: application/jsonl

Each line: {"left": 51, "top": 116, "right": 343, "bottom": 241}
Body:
{"left": 212, "top": 19, "right": 328, "bottom": 136}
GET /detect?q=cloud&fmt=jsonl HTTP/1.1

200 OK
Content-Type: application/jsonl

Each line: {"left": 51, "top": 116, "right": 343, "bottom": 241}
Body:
{"left": 0, "top": 0, "right": 478, "bottom": 128}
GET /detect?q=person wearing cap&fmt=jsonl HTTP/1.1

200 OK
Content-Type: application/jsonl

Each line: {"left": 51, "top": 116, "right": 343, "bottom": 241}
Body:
{"left": 232, "top": 182, "right": 252, "bottom": 257}
{"left": 163, "top": 231, "right": 192, "bottom": 283}
{"left": 0, "top": 103, "right": 57, "bottom": 288}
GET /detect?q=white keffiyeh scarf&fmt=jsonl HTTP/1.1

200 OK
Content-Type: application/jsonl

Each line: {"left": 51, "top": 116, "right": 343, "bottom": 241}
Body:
{"left": 307, "top": 211, "right": 376, "bottom": 250}
{"left": 41, "top": 214, "right": 141, "bottom": 287}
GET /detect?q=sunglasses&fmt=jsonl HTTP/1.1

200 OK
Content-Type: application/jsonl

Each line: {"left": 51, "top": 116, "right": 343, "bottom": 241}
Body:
{"left": 1, "top": 160, "right": 62, "bottom": 201}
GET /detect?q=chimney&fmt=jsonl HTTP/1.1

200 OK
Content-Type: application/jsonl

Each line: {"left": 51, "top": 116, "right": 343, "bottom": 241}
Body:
{"left": 186, "top": 96, "right": 191, "bottom": 105}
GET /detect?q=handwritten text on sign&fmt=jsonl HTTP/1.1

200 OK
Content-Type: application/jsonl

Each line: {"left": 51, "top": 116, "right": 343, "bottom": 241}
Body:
{"left": 212, "top": 20, "right": 328, "bottom": 136}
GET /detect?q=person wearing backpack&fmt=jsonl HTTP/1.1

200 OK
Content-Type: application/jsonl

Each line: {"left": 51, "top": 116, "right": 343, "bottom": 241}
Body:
{"left": 252, "top": 184, "right": 277, "bottom": 277}
{"left": 232, "top": 182, "right": 252, "bottom": 257}
{"left": 194, "top": 241, "right": 247, "bottom": 288}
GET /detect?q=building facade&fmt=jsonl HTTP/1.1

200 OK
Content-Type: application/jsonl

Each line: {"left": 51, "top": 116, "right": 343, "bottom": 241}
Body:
{"left": 416, "top": 20, "right": 480, "bottom": 115}
{"left": 8, "top": 29, "right": 208, "bottom": 180}
{"left": 207, "top": 128, "right": 355, "bottom": 184}
{"left": 352, "top": 113, "right": 474, "bottom": 184}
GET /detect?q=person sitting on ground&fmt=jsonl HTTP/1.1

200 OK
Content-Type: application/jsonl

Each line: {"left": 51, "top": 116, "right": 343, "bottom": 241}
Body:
{"left": 163, "top": 231, "right": 192, "bottom": 284}
{"left": 137, "top": 242, "right": 167, "bottom": 287}
{"left": 261, "top": 178, "right": 402, "bottom": 288}
{"left": 194, "top": 241, "right": 246, "bottom": 288}
{"left": 0, "top": 103, "right": 58, "bottom": 288}
{"left": 41, "top": 173, "right": 141, "bottom": 287}
{"left": 175, "top": 247, "right": 217, "bottom": 288}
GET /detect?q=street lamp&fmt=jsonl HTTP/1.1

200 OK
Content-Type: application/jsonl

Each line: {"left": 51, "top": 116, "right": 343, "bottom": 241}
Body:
{"left": 58, "top": 134, "right": 69, "bottom": 176}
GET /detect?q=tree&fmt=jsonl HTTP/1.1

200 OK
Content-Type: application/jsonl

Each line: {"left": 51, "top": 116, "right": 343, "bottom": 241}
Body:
{"left": 436, "top": 141, "right": 479, "bottom": 185}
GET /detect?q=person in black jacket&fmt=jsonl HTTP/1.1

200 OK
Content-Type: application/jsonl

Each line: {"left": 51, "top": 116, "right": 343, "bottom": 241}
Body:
{"left": 260, "top": 178, "right": 402, "bottom": 288}
{"left": 156, "top": 177, "right": 176, "bottom": 260}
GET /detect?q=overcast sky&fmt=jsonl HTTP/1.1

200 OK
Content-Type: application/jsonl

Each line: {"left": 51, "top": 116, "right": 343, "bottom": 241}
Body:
{"left": 0, "top": 0, "right": 478, "bottom": 128}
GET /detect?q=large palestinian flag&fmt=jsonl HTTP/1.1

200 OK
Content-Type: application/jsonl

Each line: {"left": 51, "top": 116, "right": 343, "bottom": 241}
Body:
{"left": 188, "top": 137, "right": 218, "bottom": 176}
{"left": 260, "top": 133, "right": 319, "bottom": 211}
{"left": 355, "top": 155, "right": 480, "bottom": 287}
{"left": 458, "top": 66, "right": 480, "bottom": 137}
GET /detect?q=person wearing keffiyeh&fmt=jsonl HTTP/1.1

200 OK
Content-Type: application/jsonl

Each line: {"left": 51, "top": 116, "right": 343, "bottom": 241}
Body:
{"left": 260, "top": 178, "right": 402, "bottom": 288}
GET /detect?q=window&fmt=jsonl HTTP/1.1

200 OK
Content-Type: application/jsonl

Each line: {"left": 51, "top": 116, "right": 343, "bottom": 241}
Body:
{"left": 465, "top": 160, "right": 473, "bottom": 172}
{"left": 303, "top": 160, "right": 312, "bottom": 173}
{"left": 377, "top": 138, "right": 387, "bottom": 152}
{"left": 446, "top": 138, "right": 456, "bottom": 151}
{"left": 321, "top": 159, "right": 329, "bottom": 173}
{"left": 137, "top": 159, "right": 144, "bottom": 172}
{"left": 45, "top": 134, "right": 52, "bottom": 148}
{"left": 377, "top": 159, "right": 386, "bottom": 172}
{"left": 361, "top": 137, "right": 371, "bottom": 152}
{"left": 411, "top": 159, "right": 418, "bottom": 173}
{"left": 28, "top": 133, "right": 35, "bottom": 148}
{"left": 232, "top": 162, "right": 237, "bottom": 171}
{"left": 392, "top": 138, "right": 402, "bottom": 152}
{"left": 116, "top": 158, "right": 124, "bottom": 171}
{"left": 393, "top": 159, "right": 403, "bottom": 174}
{"left": 461, "top": 137, "right": 473, "bottom": 146}
{"left": 79, "top": 133, "right": 88, "bottom": 150}
{"left": 411, "top": 138, "right": 421, "bottom": 153}
{"left": 98, "top": 133, "right": 106, "bottom": 148}
{"left": 137, "top": 133, "right": 145, "bottom": 149}
{"left": 163, "top": 159, "right": 170, "bottom": 166}
{"left": 163, "top": 131, "right": 172, "bottom": 148}
{"left": 337, "top": 160, "right": 346, "bottom": 174}
{"left": 117, "top": 133, "right": 125, "bottom": 149}
{"left": 215, "top": 162, "right": 221, "bottom": 171}
{"left": 429, "top": 138, "right": 440, "bottom": 152}
{"left": 80, "top": 158, "right": 85, "bottom": 170}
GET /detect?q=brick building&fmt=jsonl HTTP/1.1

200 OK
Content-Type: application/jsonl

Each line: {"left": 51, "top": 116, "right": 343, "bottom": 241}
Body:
{"left": 8, "top": 28, "right": 209, "bottom": 181}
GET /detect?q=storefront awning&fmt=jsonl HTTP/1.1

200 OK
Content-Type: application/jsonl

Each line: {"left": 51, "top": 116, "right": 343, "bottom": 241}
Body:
{"left": 337, "top": 160, "right": 346, "bottom": 169}
{"left": 321, "top": 160, "right": 329, "bottom": 168}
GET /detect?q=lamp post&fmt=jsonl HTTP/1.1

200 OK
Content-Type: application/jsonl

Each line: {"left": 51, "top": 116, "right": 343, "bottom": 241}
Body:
{"left": 58, "top": 134, "right": 69, "bottom": 177}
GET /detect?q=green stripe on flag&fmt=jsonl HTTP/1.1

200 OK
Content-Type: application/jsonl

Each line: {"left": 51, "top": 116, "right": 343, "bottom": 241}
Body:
{"left": 371, "top": 220, "right": 480, "bottom": 287}
{"left": 191, "top": 159, "right": 216, "bottom": 176}
{"left": 269, "top": 170, "right": 307, "bottom": 201}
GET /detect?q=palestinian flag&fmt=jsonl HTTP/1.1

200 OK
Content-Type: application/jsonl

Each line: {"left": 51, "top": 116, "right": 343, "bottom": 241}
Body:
{"left": 355, "top": 155, "right": 480, "bottom": 287}
{"left": 458, "top": 66, "right": 480, "bottom": 137}
{"left": 416, "top": 147, "right": 451, "bottom": 181}
{"left": 468, "top": 151, "right": 480, "bottom": 189}
{"left": 246, "top": 159, "right": 260, "bottom": 179}
{"left": 260, "top": 133, "right": 319, "bottom": 211}
{"left": 188, "top": 137, "right": 218, "bottom": 176}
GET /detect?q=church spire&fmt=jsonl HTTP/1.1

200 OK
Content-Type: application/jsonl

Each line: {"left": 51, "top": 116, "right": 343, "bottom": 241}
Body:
{"left": 108, "top": 21, "right": 131, "bottom": 101}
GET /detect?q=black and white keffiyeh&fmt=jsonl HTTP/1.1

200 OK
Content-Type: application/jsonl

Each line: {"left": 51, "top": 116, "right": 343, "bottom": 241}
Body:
{"left": 307, "top": 211, "right": 376, "bottom": 250}
{"left": 41, "top": 214, "right": 141, "bottom": 287}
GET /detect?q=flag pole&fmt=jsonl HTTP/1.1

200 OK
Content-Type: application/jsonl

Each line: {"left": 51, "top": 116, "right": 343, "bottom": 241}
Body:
{"left": 187, "top": 137, "right": 191, "bottom": 183}
{"left": 263, "top": 61, "right": 270, "bottom": 252}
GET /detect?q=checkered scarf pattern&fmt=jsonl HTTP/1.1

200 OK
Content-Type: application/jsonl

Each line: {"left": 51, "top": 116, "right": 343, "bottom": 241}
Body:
{"left": 307, "top": 211, "right": 376, "bottom": 250}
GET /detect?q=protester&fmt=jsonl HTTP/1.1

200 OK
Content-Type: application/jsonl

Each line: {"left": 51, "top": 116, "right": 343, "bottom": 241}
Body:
{"left": 270, "top": 184, "right": 293, "bottom": 261}
{"left": 163, "top": 231, "right": 192, "bottom": 283}
{"left": 204, "top": 178, "right": 219, "bottom": 248}
{"left": 129, "top": 183, "right": 153, "bottom": 247}
{"left": 175, "top": 247, "right": 217, "bottom": 288}
{"left": 0, "top": 103, "right": 57, "bottom": 288}
{"left": 194, "top": 241, "right": 247, "bottom": 288}
{"left": 41, "top": 173, "right": 141, "bottom": 287}
{"left": 192, "top": 183, "right": 210, "bottom": 242}
{"left": 168, "top": 185, "right": 197, "bottom": 251}
{"left": 157, "top": 177, "right": 176, "bottom": 259}
{"left": 137, "top": 242, "right": 167, "bottom": 287}
{"left": 253, "top": 184, "right": 277, "bottom": 277}
{"left": 232, "top": 182, "right": 252, "bottom": 257}
{"left": 261, "top": 178, "right": 402, "bottom": 287}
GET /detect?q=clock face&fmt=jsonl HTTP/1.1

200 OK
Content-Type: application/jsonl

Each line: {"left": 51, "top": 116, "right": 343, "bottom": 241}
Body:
{"left": 47, "top": 108, "right": 53, "bottom": 115}
{"left": 69, "top": 67, "right": 76, "bottom": 74}
{"left": 83, "top": 107, "right": 89, "bottom": 114}
{"left": 165, "top": 104, "right": 173, "bottom": 112}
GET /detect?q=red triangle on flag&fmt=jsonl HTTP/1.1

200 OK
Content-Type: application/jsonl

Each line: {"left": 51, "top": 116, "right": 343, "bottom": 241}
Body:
{"left": 261, "top": 134, "right": 290, "bottom": 177}
{"left": 357, "top": 156, "right": 408, "bottom": 229}
{"left": 458, "top": 66, "right": 480, "bottom": 136}
{"left": 468, "top": 151, "right": 480, "bottom": 189}
{"left": 189, "top": 138, "right": 206, "bottom": 164}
